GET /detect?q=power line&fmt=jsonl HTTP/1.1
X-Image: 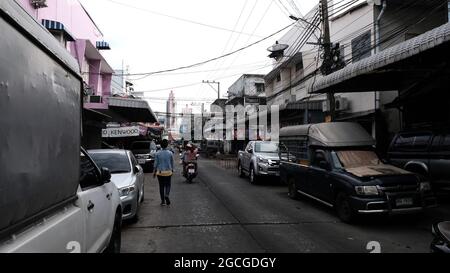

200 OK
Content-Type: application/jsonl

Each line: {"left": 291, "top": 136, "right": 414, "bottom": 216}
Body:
{"left": 83, "top": 22, "right": 295, "bottom": 79}
{"left": 206, "top": 0, "right": 250, "bottom": 80}
{"left": 215, "top": 0, "right": 272, "bottom": 80}
{"left": 103, "top": 0, "right": 265, "bottom": 38}
{"left": 135, "top": 61, "right": 273, "bottom": 93}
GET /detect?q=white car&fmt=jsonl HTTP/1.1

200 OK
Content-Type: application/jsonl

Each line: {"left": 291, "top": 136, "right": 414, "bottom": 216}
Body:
{"left": 89, "top": 150, "right": 145, "bottom": 222}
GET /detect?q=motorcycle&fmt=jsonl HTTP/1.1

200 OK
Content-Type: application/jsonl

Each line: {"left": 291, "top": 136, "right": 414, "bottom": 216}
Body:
{"left": 182, "top": 154, "right": 199, "bottom": 183}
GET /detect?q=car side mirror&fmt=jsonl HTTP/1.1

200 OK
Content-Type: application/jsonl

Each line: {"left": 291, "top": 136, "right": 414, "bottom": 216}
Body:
{"left": 248, "top": 149, "right": 253, "bottom": 154}
{"left": 101, "top": 167, "right": 112, "bottom": 183}
{"left": 134, "top": 165, "right": 141, "bottom": 173}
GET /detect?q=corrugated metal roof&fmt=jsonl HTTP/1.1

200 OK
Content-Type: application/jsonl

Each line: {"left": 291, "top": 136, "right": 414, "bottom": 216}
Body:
{"left": 308, "top": 22, "right": 450, "bottom": 94}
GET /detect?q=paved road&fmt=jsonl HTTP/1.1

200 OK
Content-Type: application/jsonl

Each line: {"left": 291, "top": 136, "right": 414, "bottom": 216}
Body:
{"left": 121, "top": 158, "right": 450, "bottom": 253}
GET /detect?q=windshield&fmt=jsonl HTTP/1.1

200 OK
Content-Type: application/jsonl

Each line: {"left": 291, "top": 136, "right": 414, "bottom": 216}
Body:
{"left": 131, "top": 142, "right": 150, "bottom": 151}
{"left": 89, "top": 152, "right": 131, "bottom": 174}
{"left": 254, "top": 142, "right": 279, "bottom": 153}
{"left": 334, "top": 150, "right": 381, "bottom": 169}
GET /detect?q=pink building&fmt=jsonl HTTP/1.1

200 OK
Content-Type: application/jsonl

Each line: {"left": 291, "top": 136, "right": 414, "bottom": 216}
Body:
{"left": 17, "top": 0, "right": 113, "bottom": 110}
{"left": 17, "top": 0, "right": 157, "bottom": 148}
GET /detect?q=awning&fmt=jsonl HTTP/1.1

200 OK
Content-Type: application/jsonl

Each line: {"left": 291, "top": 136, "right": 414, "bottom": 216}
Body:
{"left": 105, "top": 97, "right": 158, "bottom": 123}
{"left": 96, "top": 41, "right": 111, "bottom": 50}
{"left": 41, "top": 19, "right": 75, "bottom": 41}
{"left": 308, "top": 22, "right": 450, "bottom": 94}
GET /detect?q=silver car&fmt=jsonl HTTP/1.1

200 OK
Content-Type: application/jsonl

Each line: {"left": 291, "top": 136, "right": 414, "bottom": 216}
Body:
{"left": 89, "top": 149, "right": 145, "bottom": 222}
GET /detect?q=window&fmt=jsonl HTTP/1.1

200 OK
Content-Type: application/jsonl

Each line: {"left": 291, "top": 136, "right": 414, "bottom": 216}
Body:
{"left": 80, "top": 152, "right": 101, "bottom": 189}
{"left": 276, "top": 73, "right": 281, "bottom": 82}
{"left": 351, "top": 30, "right": 371, "bottom": 62}
{"left": 295, "top": 60, "right": 303, "bottom": 72}
{"left": 89, "top": 152, "right": 131, "bottom": 174}
{"left": 394, "top": 133, "right": 432, "bottom": 152}
{"left": 254, "top": 142, "right": 278, "bottom": 153}
{"left": 255, "top": 83, "right": 265, "bottom": 93}
{"left": 311, "top": 150, "right": 327, "bottom": 168}
{"left": 280, "top": 137, "right": 308, "bottom": 161}
{"left": 335, "top": 150, "right": 381, "bottom": 169}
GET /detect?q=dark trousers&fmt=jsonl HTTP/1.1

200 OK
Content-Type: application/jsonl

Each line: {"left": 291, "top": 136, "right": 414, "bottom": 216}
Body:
{"left": 157, "top": 175, "right": 172, "bottom": 203}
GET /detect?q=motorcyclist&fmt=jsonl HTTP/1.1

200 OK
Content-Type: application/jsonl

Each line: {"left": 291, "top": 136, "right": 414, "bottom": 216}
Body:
{"left": 182, "top": 143, "right": 198, "bottom": 176}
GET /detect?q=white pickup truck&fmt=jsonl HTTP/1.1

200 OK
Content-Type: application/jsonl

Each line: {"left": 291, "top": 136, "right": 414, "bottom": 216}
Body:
{"left": 0, "top": 0, "right": 122, "bottom": 253}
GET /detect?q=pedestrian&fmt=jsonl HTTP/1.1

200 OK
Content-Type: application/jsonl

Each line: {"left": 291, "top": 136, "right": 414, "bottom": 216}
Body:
{"left": 153, "top": 139, "right": 174, "bottom": 206}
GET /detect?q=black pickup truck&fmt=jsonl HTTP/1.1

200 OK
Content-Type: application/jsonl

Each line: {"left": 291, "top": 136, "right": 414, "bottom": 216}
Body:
{"left": 388, "top": 131, "right": 450, "bottom": 193}
{"left": 279, "top": 122, "right": 437, "bottom": 223}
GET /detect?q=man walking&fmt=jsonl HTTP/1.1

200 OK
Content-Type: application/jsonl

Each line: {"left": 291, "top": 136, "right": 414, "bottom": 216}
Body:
{"left": 153, "top": 139, "right": 174, "bottom": 206}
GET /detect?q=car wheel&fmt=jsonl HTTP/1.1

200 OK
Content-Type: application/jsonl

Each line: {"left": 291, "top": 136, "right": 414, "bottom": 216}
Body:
{"left": 288, "top": 178, "right": 298, "bottom": 199}
{"left": 249, "top": 166, "right": 258, "bottom": 185}
{"left": 238, "top": 162, "right": 245, "bottom": 178}
{"left": 140, "top": 184, "right": 145, "bottom": 203}
{"left": 105, "top": 211, "right": 122, "bottom": 253}
{"left": 336, "top": 192, "right": 355, "bottom": 223}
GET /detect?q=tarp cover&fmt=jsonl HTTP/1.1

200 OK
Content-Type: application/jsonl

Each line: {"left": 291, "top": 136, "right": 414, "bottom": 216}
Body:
{"left": 0, "top": 1, "right": 81, "bottom": 235}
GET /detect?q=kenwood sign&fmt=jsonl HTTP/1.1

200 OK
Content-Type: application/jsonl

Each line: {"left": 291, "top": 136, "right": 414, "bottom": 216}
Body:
{"left": 102, "top": 126, "right": 140, "bottom": 138}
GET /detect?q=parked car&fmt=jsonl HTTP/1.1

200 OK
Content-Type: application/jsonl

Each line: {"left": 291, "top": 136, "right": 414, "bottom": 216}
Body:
{"left": 131, "top": 140, "right": 157, "bottom": 173}
{"left": 279, "top": 122, "right": 437, "bottom": 223}
{"left": 388, "top": 131, "right": 450, "bottom": 193}
{"left": 238, "top": 141, "right": 280, "bottom": 184}
{"left": 0, "top": 1, "right": 122, "bottom": 253}
{"left": 89, "top": 150, "right": 145, "bottom": 222}
{"left": 431, "top": 221, "right": 450, "bottom": 253}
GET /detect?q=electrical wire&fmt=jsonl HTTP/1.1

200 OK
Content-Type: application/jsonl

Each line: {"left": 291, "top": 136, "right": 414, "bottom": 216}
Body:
{"left": 82, "top": 22, "right": 295, "bottom": 79}
{"left": 205, "top": 0, "right": 250, "bottom": 80}
{"left": 103, "top": 0, "right": 264, "bottom": 38}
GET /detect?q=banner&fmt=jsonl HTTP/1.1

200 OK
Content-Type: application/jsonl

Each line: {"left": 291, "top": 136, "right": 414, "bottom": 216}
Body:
{"left": 102, "top": 126, "right": 140, "bottom": 138}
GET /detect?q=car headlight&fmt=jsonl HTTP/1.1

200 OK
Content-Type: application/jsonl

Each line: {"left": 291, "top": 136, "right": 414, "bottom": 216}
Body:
{"left": 258, "top": 157, "right": 269, "bottom": 164}
{"left": 119, "top": 186, "right": 136, "bottom": 197}
{"left": 355, "top": 186, "right": 379, "bottom": 196}
{"left": 420, "top": 182, "right": 431, "bottom": 192}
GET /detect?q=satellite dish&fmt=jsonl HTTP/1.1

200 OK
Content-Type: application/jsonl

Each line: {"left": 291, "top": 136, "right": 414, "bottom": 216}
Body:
{"left": 267, "top": 41, "right": 289, "bottom": 53}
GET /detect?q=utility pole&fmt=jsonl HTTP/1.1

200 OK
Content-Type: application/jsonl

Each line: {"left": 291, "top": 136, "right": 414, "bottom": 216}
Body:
{"left": 202, "top": 80, "right": 220, "bottom": 100}
{"left": 320, "top": 0, "right": 336, "bottom": 121}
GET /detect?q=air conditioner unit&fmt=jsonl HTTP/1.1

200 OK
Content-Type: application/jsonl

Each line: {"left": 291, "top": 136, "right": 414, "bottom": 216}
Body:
{"left": 30, "top": 0, "right": 47, "bottom": 9}
{"left": 335, "top": 97, "right": 349, "bottom": 111}
{"left": 322, "top": 97, "right": 349, "bottom": 112}
{"left": 87, "top": 95, "right": 102, "bottom": 103}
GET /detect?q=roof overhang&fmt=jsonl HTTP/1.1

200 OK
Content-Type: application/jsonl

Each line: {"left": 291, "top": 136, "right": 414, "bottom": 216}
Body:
{"left": 308, "top": 22, "right": 450, "bottom": 94}
{"left": 85, "top": 40, "right": 114, "bottom": 74}
{"left": 102, "top": 97, "right": 158, "bottom": 123}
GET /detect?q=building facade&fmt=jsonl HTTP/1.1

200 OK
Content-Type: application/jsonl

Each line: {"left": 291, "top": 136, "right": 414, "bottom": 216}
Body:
{"left": 265, "top": 0, "right": 450, "bottom": 153}
{"left": 17, "top": 0, "right": 157, "bottom": 148}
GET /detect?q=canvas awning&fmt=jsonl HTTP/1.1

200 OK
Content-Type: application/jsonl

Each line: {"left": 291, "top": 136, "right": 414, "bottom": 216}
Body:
{"left": 42, "top": 19, "right": 75, "bottom": 41}
{"left": 308, "top": 22, "right": 450, "bottom": 94}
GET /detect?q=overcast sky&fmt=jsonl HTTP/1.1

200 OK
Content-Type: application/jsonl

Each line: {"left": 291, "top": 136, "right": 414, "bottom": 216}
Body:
{"left": 79, "top": 0, "right": 318, "bottom": 113}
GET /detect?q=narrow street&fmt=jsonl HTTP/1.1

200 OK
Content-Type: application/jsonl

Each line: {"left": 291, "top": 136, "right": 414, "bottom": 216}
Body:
{"left": 122, "top": 157, "right": 450, "bottom": 253}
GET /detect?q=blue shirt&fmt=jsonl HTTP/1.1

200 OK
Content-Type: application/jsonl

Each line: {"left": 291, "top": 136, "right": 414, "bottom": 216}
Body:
{"left": 154, "top": 149, "right": 174, "bottom": 172}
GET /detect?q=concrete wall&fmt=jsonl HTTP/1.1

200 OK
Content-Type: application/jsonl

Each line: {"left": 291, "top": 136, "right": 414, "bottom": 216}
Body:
{"left": 228, "top": 74, "right": 265, "bottom": 98}
{"left": 17, "top": 0, "right": 103, "bottom": 45}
